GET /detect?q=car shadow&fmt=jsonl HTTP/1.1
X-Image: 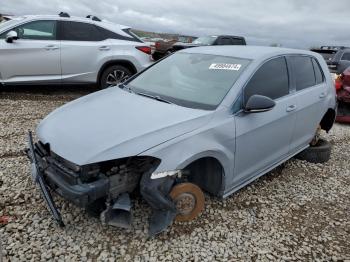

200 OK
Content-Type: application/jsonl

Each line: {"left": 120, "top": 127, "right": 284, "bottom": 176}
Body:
{"left": 0, "top": 84, "right": 97, "bottom": 97}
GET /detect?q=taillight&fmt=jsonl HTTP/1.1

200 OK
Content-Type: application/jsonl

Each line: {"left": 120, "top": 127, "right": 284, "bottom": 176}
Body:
{"left": 335, "top": 74, "right": 343, "bottom": 91}
{"left": 155, "top": 42, "right": 160, "bottom": 49}
{"left": 136, "top": 46, "right": 151, "bottom": 55}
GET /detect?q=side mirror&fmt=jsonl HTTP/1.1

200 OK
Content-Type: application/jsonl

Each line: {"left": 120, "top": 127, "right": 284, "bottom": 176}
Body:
{"left": 6, "top": 31, "right": 18, "bottom": 43}
{"left": 244, "top": 94, "right": 276, "bottom": 113}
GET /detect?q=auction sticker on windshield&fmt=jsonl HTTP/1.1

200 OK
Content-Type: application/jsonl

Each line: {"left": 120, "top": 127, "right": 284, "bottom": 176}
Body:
{"left": 209, "top": 63, "right": 242, "bottom": 71}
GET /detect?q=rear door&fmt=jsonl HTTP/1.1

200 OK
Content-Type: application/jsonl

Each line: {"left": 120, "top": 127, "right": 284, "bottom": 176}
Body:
{"left": 233, "top": 56, "right": 298, "bottom": 186}
{"left": 288, "top": 55, "right": 328, "bottom": 153}
{"left": 0, "top": 20, "right": 61, "bottom": 84}
{"left": 59, "top": 21, "right": 109, "bottom": 84}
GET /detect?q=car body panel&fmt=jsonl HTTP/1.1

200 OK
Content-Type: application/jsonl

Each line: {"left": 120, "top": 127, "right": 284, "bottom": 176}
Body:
{"left": 233, "top": 94, "right": 298, "bottom": 187}
{"left": 0, "top": 38, "right": 61, "bottom": 83}
{"left": 37, "top": 87, "right": 212, "bottom": 165}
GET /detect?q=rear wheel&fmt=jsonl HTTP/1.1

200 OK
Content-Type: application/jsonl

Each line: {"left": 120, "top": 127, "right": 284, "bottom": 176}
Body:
{"left": 295, "top": 138, "right": 331, "bottom": 163}
{"left": 99, "top": 65, "right": 132, "bottom": 89}
{"left": 170, "top": 183, "right": 205, "bottom": 222}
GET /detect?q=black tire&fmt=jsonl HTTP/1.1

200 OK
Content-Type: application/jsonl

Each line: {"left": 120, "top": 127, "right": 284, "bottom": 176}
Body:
{"left": 99, "top": 65, "right": 132, "bottom": 89}
{"left": 152, "top": 52, "right": 163, "bottom": 61}
{"left": 295, "top": 139, "right": 331, "bottom": 163}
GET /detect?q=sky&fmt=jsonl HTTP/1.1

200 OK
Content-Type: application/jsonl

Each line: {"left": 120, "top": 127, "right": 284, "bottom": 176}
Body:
{"left": 1, "top": 0, "right": 350, "bottom": 48}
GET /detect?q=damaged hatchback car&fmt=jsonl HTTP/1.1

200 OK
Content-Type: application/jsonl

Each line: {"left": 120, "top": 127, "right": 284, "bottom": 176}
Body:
{"left": 27, "top": 46, "right": 337, "bottom": 236}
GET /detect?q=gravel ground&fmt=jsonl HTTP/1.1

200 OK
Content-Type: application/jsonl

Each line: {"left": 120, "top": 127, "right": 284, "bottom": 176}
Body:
{"left": 0, "top": 87, "right": 349, "bottom": 261}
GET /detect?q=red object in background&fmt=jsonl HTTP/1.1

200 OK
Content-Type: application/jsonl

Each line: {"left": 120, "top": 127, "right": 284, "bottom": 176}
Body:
{"left": 336, "top": 67, "right": 350, "bottom": 103}
{"left": 335, "top": 75, "right": 343, "bottom": 91}
{"left": 336, "top": 67, "right": 350, "bottom": 123}
{"left": 0, "top": 216, "right": 12, "bottom": 225}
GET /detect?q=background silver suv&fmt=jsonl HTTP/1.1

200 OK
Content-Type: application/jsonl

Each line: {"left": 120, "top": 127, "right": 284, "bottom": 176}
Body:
{"left": 0, "top": 13, "right": 153, "bottom": 88}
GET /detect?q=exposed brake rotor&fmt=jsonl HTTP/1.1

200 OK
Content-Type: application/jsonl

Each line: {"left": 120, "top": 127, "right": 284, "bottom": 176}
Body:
{"left": 169, "top": 182, "right": 205, "bottom": 222}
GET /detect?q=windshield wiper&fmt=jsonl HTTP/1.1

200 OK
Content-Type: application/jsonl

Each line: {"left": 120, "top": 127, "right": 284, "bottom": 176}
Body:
{"left": 134, "top": 91, "right": 173, "bottom": 104}
{"left": 119, "top": 83, "right": 134, "bottom": 93}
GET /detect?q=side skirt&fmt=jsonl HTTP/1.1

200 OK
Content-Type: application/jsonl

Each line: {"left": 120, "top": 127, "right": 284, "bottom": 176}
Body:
{"left": 222, "top": 145, "right": 309, "bottom": 199}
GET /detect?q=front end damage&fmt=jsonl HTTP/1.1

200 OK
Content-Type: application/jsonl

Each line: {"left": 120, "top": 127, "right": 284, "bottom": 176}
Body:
{"left": 26, "top": 131, "right": 183, "bottom": 235}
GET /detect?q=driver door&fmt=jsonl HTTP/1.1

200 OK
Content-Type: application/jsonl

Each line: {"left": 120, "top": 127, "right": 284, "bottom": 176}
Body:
{"left": 0, "top": 20, "right": 61, "bottom": 84}
{"left": 232, "top": 56, "right": 298, "bottom": 186}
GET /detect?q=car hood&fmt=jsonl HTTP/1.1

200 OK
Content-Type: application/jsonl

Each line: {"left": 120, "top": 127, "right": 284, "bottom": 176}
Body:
{"left": 37, "top": 88, "right": 212, "bottom": 165}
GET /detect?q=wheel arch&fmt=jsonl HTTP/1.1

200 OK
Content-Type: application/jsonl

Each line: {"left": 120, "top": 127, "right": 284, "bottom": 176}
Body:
{"left": 180, "top": 156, "right": 226, "bottom": 197}
{"left": 97, "top": 60, "right": 137, "bottom": 84}
{"left": 320, "top": 108, "right": 336, "bottom": 132}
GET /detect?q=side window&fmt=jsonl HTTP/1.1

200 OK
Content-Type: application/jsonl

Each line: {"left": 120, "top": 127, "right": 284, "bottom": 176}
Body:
{"left": 60, "top": 21, "right": 102, "bottom": 41}
{"left": 291, "top": 56, "right": 316, "bottom": 91}
{"left": 341, "top": 52, "right": 350, "bottom": 61}
{"left": 312, "top": 58, "right": 324, "bottom": 84}
{"left": 2, "top": 20, "right": 56, "bottom": 40}
{"left": 244, "top": 57, "right": 289, "bottom": 102}
{"left": 219, "top": 37, "right": 232, "bottom": 45}
{"left": 232, "top": 38, "right": 245, "bottom": 45}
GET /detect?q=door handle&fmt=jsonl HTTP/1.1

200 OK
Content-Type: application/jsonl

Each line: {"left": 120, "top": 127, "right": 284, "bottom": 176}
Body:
{"left": 319, "top": 92, "right": 326, "bottom": 99}
{"left": 45, "top": 45, "right": 59, "bottom": 50}
{"left": 99, "top": 46, "right": 110, "bottom": 51}
{"left": 286, "top": 105, "right": 297, "bottom": 112}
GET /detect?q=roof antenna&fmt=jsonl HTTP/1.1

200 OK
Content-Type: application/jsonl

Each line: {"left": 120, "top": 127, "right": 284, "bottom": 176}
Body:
{"left": 86, "top": 15, "right": 101, "bottom": 22}
{"left": 59, "top": 12, "right": 70, "bottom": 18}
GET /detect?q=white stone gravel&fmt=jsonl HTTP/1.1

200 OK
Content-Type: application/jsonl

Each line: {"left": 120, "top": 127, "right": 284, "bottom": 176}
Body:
{"left": 0, "top": 88, "right": 349, "bottom": 261}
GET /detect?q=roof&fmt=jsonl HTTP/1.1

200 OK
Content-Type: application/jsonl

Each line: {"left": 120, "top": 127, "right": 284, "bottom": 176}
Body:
{"left": 181, "top": 45, "right": 318, "bottom": 60}
{"left": 9, "top": 15, "right": 130, "bottom": 31}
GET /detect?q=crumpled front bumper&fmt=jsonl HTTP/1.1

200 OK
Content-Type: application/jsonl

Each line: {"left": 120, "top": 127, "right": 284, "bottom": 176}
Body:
{"left": 26, "top": 131, "right": 65, "bottom": 227}
{"left": 26, "top": 131, "right": 109, "bottom": 226}
{"left": 27, "top": 131, "right": 179, "bottom": 235}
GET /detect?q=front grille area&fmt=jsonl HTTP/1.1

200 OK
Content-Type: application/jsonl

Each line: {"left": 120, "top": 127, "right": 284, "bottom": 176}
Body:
{"left": 34, "top": 141, "right": 80, "bottom": 185}
{"left": 48, "top": 152, "right": 80, "bottom": 185}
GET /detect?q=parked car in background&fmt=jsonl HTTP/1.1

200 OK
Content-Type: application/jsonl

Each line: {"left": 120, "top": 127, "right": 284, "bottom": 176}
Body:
{"left": 152, "top": 35, "right": 246, "bottom": 61}
{"left": 172, "top": 35, "right": 246, "bottom": 51}
{"left": 0, "top": 13, "right": 152, "bottom": 88}
{"left": 152, "top": 39, "right": 178, "bottom": 60}
{"left": 0, "top": 14, "right": 12, "bottom": 23}
{"left": 27, "top": 46, "right": 336, "bottom": 236}
{"left": 152, "top": 35, "right": 195, "bottom": 61}
{"left": 311, "top": 46, "right": 350, "bottom": 74}
{"left": 335, "top": 66, "right": 350, "bottom": 123}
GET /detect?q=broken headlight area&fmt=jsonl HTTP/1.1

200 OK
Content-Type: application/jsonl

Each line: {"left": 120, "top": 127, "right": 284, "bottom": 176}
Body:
{"left": 30, "top": 142, "right": 177, "bottom": 233}
{"left": 29, "top": 140, "right": 204, "bottom": 236}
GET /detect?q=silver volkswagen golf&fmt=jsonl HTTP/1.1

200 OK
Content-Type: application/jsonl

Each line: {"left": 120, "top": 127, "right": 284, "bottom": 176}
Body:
{"left": 27, "top": 46, "right": 337, "bottom": 235}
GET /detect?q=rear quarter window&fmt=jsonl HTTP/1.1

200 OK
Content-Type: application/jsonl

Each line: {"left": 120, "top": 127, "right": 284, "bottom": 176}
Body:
{"left": 312, "top": 59, "right": 324, "bottom": 84}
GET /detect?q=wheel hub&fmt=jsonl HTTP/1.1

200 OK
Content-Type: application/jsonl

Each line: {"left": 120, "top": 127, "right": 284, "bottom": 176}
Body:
{"left": 106, "top": 70, "right": 129, "bottom": 87}
{"left": 174, "top": 193, "right": 196, "bottom": 215}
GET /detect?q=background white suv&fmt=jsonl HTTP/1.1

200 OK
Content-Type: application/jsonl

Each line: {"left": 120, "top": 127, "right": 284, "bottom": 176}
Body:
{"left": 0, "top": 13, "right": 153, "bottom": 88}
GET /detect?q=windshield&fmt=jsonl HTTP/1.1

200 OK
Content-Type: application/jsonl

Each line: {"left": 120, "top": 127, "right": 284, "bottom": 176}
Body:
{"left": 192, "top": 36, "right": 217, "bottom": 45}
{"left": 127, "top": 53, "right": 251, "bottom": 110}
{"left": 0, "top": 17, "right": 25, "bottom": 33}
